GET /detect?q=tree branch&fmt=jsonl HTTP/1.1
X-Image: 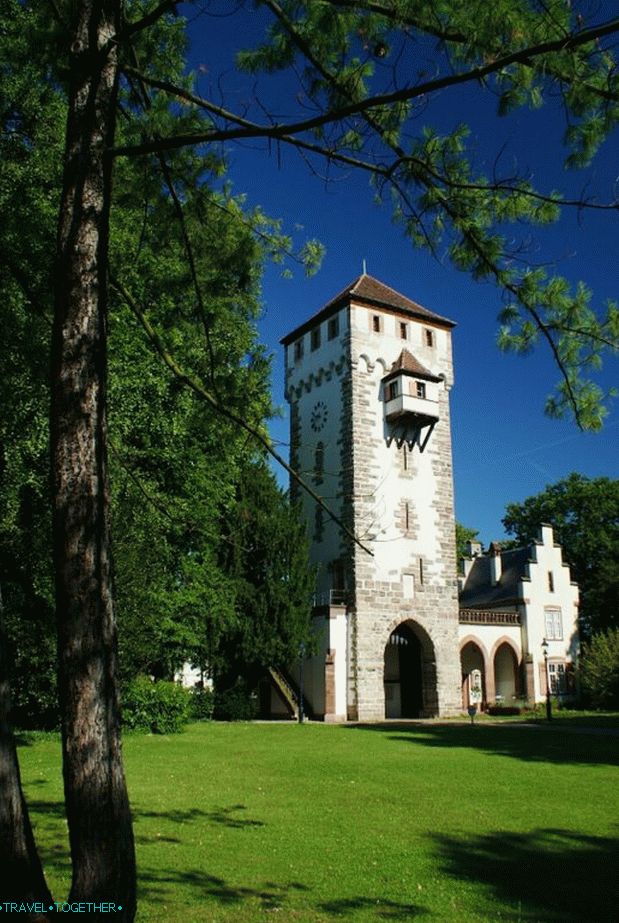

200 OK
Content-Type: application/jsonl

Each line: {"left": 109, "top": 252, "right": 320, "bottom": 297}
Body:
{"left": 114, "top": 16, "right": 619, "bottom": 157}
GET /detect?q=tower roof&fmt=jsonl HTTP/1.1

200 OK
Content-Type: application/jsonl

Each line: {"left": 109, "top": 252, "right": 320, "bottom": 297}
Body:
{"left": 281, "top": 273, "right": 455, "bottom": 345}
{"left": 382, "top": 349, "right": 442, "bottom": 383}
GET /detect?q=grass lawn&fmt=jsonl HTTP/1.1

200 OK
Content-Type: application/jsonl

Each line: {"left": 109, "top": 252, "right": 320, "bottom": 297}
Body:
{"left": 18, "top": 720, "right": 619, "bottom": 922}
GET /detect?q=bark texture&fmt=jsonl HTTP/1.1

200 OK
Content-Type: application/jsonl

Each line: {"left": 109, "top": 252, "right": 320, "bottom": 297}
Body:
{"left": 0, "top": 588, "right": 53, "bottom": 920}
{"left": 51, "top": 1, "right": 136, "bottom": 918}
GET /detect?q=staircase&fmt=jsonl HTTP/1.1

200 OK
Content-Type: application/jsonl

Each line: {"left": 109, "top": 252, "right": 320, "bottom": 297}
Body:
{"left": 268, "top": 667, "right": 313, "bottom": 720}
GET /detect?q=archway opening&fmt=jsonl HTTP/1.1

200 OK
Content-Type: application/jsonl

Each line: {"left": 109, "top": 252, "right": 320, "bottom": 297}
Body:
{"left": 460, "top": 641, "right": 485, "bottom": 709}
{"left": 383, "top": 623, "right": 424, "bottom": 718}
{"left": 494, "top": 642, "right": 518, "bottom": 704}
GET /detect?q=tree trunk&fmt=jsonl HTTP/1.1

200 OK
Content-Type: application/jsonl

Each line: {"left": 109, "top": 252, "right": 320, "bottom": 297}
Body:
{"left": 51, "top": 1, "right": 136, "bottom": 918}
{"left": 0, "top": 587, "right": 53, "bottom": 920}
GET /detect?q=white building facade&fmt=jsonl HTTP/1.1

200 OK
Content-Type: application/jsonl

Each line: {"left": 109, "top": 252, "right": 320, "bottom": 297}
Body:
{"left": 282, "top": 274, "right": 463, "bottom": 720}
{"left": 459, "top": 525, "right": 580, "bottom": 709}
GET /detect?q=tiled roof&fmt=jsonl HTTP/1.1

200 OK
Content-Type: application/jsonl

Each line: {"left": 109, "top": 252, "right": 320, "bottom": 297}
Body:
{"left": 458, "top": 547, "right": 532, "bottom": 608}
{"left": 281, "top": 273, "right": 455, "bottom": 344}
{"left": 382, "top": 348, "right": 442, "bottom": 382}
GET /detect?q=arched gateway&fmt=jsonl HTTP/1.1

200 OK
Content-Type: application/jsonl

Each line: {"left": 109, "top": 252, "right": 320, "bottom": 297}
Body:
{"left": 383, "top": 621, "right": 438, "bottom": 718}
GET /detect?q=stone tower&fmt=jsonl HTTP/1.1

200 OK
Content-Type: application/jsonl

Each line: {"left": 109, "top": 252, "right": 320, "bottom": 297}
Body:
{"left": 282, "top": 274, "right": 462, "bottom": 720}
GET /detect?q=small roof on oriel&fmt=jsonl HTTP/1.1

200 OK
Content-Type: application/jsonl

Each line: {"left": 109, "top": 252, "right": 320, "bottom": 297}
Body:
{"left": 382, "top": 349, "right": 442, "bottom": 383}
{"left": 281, "top": 273, "right": 455, "bottom": 345}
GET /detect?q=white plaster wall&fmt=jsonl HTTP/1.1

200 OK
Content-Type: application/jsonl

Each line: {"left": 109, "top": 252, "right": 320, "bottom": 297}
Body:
{"left": 286, "top": 309, "right": 348, "bottom": 597}
{"left": 519, "top": 525, "right": 580, "bottom": 701}
{"left": 458, "top": 623, "right": 523, "bottom": 665}
{"left": 332, "top": 609, "right": 348, "bottom": 718}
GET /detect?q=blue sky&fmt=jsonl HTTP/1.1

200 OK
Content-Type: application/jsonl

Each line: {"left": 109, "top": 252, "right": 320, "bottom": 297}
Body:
{"left": 184, "top": 4, "right": 618, "bottom": 546}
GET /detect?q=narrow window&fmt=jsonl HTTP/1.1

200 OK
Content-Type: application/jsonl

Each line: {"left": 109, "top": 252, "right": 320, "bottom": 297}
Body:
{"left": 548, "top": 571, "right": 554, "bottom": 592}
{"left": 403, "top": 573, "right": 415, "bottom": 599}
{"left": 419, "top": 557, "right": 424, "bottom": 584}
{"left": 404, "top": 502, "right": 410, "bottom": 532}
{"left": 416, "top": 381, "right": 426, "bottom": 399}
{"left": 311, "top": 327, "right": 321, "bottom": 351}
{"left": 372, "top": 314, "right": 381, "bottom": 333}
{"left": 294, "top": 338, "right": 304, "bottom": 362}
{"left": 328, "top": 316, "right": 339, "bottom": 340}
{"left": 314, "top": 441, "right": 324, "bottom": 485}
{"left": 314, "top": 504, "right": 324, "bottom": 542}
{"left": 402, "top": 445, "right": 409, "bottom": 471}
{"left": 425, "top": 329, "right": 434, "bottom": 347}
{"left": 387, "top": 380, "right": 399, "bottom": 402}
{"left": 399, "top": 322, "right": 408, "bottom": 340}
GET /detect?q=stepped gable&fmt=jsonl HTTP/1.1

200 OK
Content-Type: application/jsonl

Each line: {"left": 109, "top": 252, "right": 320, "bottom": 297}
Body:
{"left": 382, "top": 348, "right": 442, "bottom": 383}
{"left": 280, "top": 272, "right": 455, "bottom": 345}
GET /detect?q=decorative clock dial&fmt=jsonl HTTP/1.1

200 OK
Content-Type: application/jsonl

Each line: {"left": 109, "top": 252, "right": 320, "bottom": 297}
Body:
{"left": 310, "top": 400, "right": 328, "bottom": 432}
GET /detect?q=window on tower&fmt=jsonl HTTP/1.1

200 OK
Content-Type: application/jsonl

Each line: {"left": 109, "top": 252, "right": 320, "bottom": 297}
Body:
{"left": 314, "top": 442, "right": 324, "bottom": 485}
{"left": 311, "top": 327, "right": 321, "bottom": 351}
{"left": 328, "top": 315, "right": 339, "bottom": 340}
{"left": 294, "top": 338, "right": 304, "bottom": 362}
{"left": 416, "top": 381, "right": 426, "bottom": 399}
{"left": 386, "top": 380, "right": 399, "bottom": 402}
{"left": 372, "top": 314, "right": 382, "bottom": 333}
{"left": 399, "top": 322, "right": 408, "bottom": 340}
{"left": 425, "top": 329, "right": 434, "bottom": 347}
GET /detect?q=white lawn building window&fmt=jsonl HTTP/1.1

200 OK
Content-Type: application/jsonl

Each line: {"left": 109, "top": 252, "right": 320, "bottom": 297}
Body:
{"left": 544, "top": 607, "right": 563, "bottom": 640}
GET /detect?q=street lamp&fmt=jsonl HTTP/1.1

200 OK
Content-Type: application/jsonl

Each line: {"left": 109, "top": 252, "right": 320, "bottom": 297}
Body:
{"left": 298, "top": 642, "right": 306, "bottom": 724}
{"left": 541, "top": 638, "right": 552, "bottom": 722}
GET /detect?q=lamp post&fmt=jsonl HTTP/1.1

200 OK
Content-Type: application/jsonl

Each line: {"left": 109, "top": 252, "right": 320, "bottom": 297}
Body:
{"left": 542, "top": 638, "right": 552, "bottom": 722}
{"left": 298, "top": 642, "right": 305, "bottom": 724}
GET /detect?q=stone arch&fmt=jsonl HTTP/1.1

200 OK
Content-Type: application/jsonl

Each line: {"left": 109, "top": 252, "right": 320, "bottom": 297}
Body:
{"left": 490, "top": 636, "right": 521, "bottom": 703}
{"left": 358, "top": 353, "right": 374, "bottom": 373}
{"left": 383, "top": 619, "right": 438, "bottom": 718}
{"left": 459, "top": 636, "right": 491, "bottom": 709}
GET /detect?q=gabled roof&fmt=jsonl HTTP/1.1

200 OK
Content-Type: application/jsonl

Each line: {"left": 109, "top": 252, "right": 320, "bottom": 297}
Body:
{"left": 459, "top": 547, "right": 532, "bottom": 609}
{"left": 382, "top": 349, "right": 442, "bottom": 383}
{"left": 281, "top": 273, "right": 455, "bottom": 345}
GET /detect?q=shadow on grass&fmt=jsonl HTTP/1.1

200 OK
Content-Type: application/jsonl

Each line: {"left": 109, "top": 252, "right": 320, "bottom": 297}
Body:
{"left": 348, "top": 722, "right": 619, "bottom": 766}
{"left": 317, "top": 897, "right": 427, "bottom": 919}
{"left": 137, "top": 868, "right": 310, "bottom": 911}
{"left": 432, "top": 827, "right": 619, "bottom": 922}
{"left": 133, "top": 803, "right": 265, "bottom": 829}
{"left": 137, "top": 868, "right": 428, "bottom": 918}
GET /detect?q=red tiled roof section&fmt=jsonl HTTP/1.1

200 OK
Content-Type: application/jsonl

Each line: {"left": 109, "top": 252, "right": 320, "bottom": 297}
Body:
{"left": 280, "top": 273, "right": 454, "bottom": 344}
{"left": 383, "top": 349, "right": 442, "bottom": 382}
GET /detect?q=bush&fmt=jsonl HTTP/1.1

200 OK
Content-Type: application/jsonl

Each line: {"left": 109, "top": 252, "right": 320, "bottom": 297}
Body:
{"left": 487, "top": 706, "right": 522, "bottom": 716}
{"left": 122, "top": 676, "right": 191, "bottom": 734}
{"left": 190, "top": 685, "right": 215, "bottom": 721}
{"left": 213, "top": 680, "right": 259, "bottom": 721}
{"left": 580, "top": 628, "right": 619, "bottom": 708}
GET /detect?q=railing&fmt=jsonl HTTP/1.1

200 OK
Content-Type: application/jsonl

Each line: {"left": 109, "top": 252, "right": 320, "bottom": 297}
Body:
{"left": 313, "top": 589, "right": 349, "bottom": 607}
{"left": 459, "top": 609, "right": 521, "bottom": 626}
{"left": 268, "top": 667, "right": 298, "bottom": 719}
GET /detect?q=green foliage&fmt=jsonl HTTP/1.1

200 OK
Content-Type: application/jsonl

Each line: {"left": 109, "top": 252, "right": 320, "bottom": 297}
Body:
{"left": 213, "top": 680, "right": 260, "bottom": 721}
{"left": 503, "top": 474, "right": 619, "bottom": 637}
{"left": 213, "top": 462, "right": 315, "bottom": 691}
{"left": 456, "top": 522, "right": 481, "bottom": 561}
{"left": 189, "top": 685, "right": 215, "bottom": 722}
{"left": 122, "top": 676, "right": 191, "bottom": 734}
{"left": 580, "top": 628, "right": 619, "bottom": 709}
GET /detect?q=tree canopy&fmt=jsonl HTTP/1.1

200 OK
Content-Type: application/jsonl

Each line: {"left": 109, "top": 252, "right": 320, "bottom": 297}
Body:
{"left": 2, "top": 1, "right": 619, "bottom": 919}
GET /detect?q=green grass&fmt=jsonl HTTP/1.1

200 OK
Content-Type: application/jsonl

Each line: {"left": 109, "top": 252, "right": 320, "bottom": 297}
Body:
{"left": 18, "top": 721, "right": 619, "bottom": 922}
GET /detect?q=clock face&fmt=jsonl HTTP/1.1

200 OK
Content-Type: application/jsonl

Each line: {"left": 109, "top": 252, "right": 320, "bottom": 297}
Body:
{"left": 310, "top": 400, "right": 328, "bottom": 432}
